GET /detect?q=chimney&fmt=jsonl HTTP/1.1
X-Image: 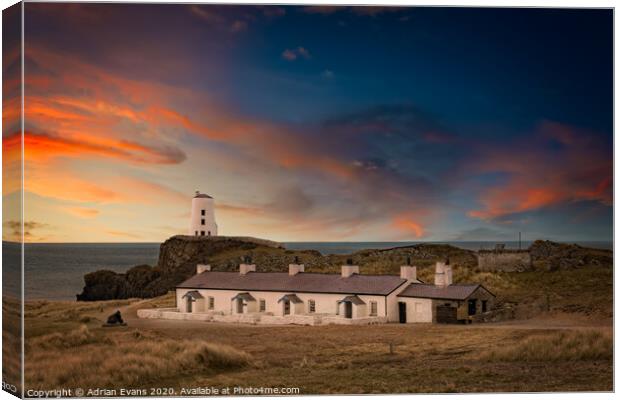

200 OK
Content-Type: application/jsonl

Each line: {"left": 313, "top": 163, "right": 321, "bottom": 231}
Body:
{"left": 434, "top": 261, "right": 446, "bottom": 287}
{"left": 288, "top": 263, "right": 305, "bottom": 276}
{"left": 196, "top": 264, "right": 211, "bottom": 274}
{"left": 240, "top": 256, "right": 256, "bottom": 275}
{"left": 443, "top": 257, "right": 452, "bottom": 286}
{"left": 444, "top": 266, "right": 453, "bottom": 286}
{"left": 341, "top": 259, "right": 359, "bottom": 278}
{"left": 400, "top": 266, "right": 417, "bottom": 281}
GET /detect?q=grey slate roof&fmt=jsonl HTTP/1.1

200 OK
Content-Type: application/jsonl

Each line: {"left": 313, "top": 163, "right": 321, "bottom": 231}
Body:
{"left": 231, "top": 292, "right": 256, "bottom": 302}
{"left": 338, "top": 295, "right": 366, "bottom": 305}
{"left": 182, "top": 290, "right": 204, "bottom": 300}
{"left": 397, "top": 283, "right": 494, "bottom": 300}
{"left": 177, "top": 271, "right": 407, "bottom": 296}
{"left": 278, "top": 294, "right": 303, "bottom": 304}
{"left": 194, "top": 193, "right": 213, "bottom": 198}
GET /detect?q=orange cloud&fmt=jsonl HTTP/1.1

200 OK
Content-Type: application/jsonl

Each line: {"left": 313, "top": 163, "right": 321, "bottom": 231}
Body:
{"left": 468, "top": 186, "right": 563, "bottom": 220}
{"left": 16, "top": 131, "right": 186, "bottom": 165}
{"left": 392, "top": 214, "right": 425, "bottom": 238}
{"left": 467, "top": 121, "right": 612, "bottom": 220}
{"left": 63, "top": 207, "right": 100, "bottom": 218}
{"left": 105, "top": 230, "right": 142, "bottom": 239}
{"left": 12, "top": 42, "right": 441, "bottom": 242}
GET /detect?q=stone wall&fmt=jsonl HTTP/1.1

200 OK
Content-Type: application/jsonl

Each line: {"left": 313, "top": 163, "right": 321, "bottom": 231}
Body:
{"left": 476, "top": 250, "right": 532, "bottom": 272}
{"left": 137, "top": 308, "right": 387, "bottom": 326}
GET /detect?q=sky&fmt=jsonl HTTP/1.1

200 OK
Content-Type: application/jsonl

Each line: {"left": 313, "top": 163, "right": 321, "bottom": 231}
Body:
{"left": 2, "top": 4, "right": 613, "bottom": 243}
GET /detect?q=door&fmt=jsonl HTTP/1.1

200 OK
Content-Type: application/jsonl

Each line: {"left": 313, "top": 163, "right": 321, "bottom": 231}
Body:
{"left": 186, "top": 297, "right": 193, "bottom": 313}
{"left": 436, "top": 305, "right": 457, "bottom": 323}
{"left": 398, "top": 302, "right": 407, "bottom": 323}
{"left": 236, "top": 298, "right": 244, "bottom": 314}
{"left": 344, "top": 302, "right": 353, "bottom": 318}
{"left": 283, "top": 300, "right": 290, "bottom": 315}
{"left": 468, "top": 299, "right": 477, "bottom": 315}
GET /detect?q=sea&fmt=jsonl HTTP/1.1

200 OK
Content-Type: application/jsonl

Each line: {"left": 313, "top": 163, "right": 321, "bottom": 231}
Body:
{"left": 2, "top": 240, "right": 613, "bottom": 301}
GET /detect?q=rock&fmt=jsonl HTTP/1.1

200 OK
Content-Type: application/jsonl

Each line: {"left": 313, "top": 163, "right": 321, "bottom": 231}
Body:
{"left": 529, "top": 240, "right": 612, "bottom": 271}
{"left": 76, "top": 270, "right": 129, "bottom": 301}
{"left": 106, "top": 310, "right": 124, "bottom": 324}
{"left": 77, "top": 235, "right": 475, "bottom": 301}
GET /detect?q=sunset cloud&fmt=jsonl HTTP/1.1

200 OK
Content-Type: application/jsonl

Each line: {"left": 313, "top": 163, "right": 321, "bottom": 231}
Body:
{"left": 3, "top": 220, "right": 52, "bottom": 242}
{"left": 466, "top": 121, "right": 612, "bottom": 221}
{"left": 62, "top": 207, "right": 100, "bottom": 218}
{"left": 392, "top": 214, "right": 425, "bottom": 238}
{"left": 105, "top": 230, "right": 142, "bottom": 239}
{"left": 281, "top": 47, "right": 311, "bottom": 61}
{"left": 8, "top": 5, "right": 611, "bottom": 242}
{"left": 6, "top": 131, "right": 187, "bottom": 165}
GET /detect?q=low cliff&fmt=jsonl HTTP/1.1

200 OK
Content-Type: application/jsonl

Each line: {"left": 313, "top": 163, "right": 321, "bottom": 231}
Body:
{"left": 76, "top": 236, "right": 476, "bottom": 301}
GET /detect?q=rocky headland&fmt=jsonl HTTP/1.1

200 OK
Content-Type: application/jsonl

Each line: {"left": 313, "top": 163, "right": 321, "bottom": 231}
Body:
{"left": 76, "top": 235, "right": 612, "bottom": 301}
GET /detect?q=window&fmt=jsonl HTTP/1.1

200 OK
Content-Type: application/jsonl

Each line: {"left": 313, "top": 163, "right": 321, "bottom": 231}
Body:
{"left": 208, "top": 231, "right": 211, "bottom": 236}
{"left": 259, "top": 299, "right": 266, "bottom": 312}
{"left": 308, "top": 300, "right": 316, "bottom": 313}
{"left": 208, "top": 296, "right": 214, "bottom": 310}
{"left": 200, "top": 231, "right": 205, "bottom": 236}
{"left": 335, "top": 301, "right": 339, "bottom": 315}
{"left": 482, "top": 300, "right": 488, "bottom": 313}
{"left": 201, "top": 219, "right": 205, "bottom": 225}
{"left": 370, "top": 301, "right": 378, "bottom": 316}
{"left": 195, "top": 231, "right": 198, "bottom": 236}
{"left": 201, "top": 209, "right": 205, "bottom": 216}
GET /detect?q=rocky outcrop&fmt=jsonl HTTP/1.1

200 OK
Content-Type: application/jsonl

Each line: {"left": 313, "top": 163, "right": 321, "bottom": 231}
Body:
{"left": 77, "top": 235, "right": 611, "bottom": 301}
{"left": 76, "top": 236, "right": 475, "bottom": 301}
{"left": 529, "top": 240, "right": 612, "bottom": 270}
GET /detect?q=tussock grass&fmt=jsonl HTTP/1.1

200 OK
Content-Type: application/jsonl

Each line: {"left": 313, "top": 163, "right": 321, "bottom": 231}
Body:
{"left": 480, "top": 330, "right": 612, "bottom": 362}
{"left": 27, "top": 325, "right": 106, "bottom": 350}
{"left": 3, "top": 296, "right": 22, "bottom": 392}
{"left": 25, "top": 299, "right": 132, "bottom": 320}
{"left": 134, "top": 291, "right": 175, "bottom": 309}
{"left": 26, "top": 326, "right": 252, "bottom": 389}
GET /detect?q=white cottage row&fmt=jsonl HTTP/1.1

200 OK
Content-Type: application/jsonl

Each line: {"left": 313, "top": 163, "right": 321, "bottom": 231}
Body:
{"left": 139, "top": 260, "right": 494, "bottom": 325}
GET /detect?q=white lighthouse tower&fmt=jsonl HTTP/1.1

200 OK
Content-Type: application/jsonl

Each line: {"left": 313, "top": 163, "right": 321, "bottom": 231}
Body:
{"left": 189, "top": 191, "right": 218, "bottom": 237}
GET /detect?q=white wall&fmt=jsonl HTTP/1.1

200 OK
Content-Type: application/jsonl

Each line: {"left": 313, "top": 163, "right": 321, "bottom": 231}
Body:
{"left": 398, "top": 298, "right": 433, "bottom": 323}
{"left": 189, "top": 196, "right": 218, "bottom": 236}
{"left": 176, "top": 288, "right": 389, "bottom": 318}
{"left": 385, "top": 281, "right": 412, "bottom": 322}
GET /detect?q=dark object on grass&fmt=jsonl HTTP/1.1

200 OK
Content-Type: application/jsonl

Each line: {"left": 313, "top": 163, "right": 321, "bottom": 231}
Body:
{"left": 102, "top": 310, "right": 127, "bottom": 327}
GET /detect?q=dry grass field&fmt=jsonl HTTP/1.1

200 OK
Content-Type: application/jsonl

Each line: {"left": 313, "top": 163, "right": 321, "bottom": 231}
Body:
{"left": 2, "top": 295, "right": 22, "bottom": 395}
{"left": 20, "top": 265, "right": 613, "bottom": 394}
